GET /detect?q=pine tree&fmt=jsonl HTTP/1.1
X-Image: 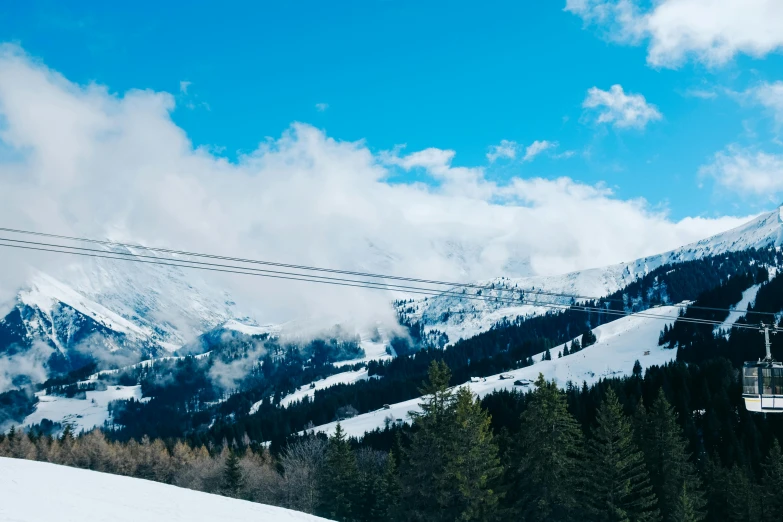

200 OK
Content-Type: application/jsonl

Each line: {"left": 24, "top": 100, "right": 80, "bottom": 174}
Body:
{"left": 571, "top": 338, "right": 582, "bottom": 353}
{"left": 761, "top": 439, "right": 783, "bottom": 522}
{"left": 672, "top": 483, "right": 700, "bottom": 522}
{"left": 401, "top": 360, "right": 456, "bottom": 522}
{"left": 375, "top": 449, "right": 401, "bottom": 522}
{"left": 586, "top": 388, "right": 660, "bottom": 522}
{"left": 582, "top": 330, "right": 597, "bottom": 348}
{"left": 637, "top": 390, "right": 705, "bottom": 522}
{"left": 633, "top": 360, "right": 643, "bottom": 378}
{"left": 544, "top": 348, "right": 552, "bottom": 361}
{"left": 512, "top": 373, "right": 583, "bottom": 521}
{"left": 563, "top": 343, "right": 570, "bottom": 356}
{"left": 443, "top": 386, "right": 503, "bottom": 521}
{"left": 318, "top": 423, "right": 359, "bottom": 521}
{"left": 222, "top": 449, "right": 244, "bottom": 498}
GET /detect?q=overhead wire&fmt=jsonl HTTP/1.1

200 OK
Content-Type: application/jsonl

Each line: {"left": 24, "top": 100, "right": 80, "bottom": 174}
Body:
{"left": 0, "top": 226, "right": 775, "bottom": 318}
{"left": 0, "top": 237, "right": 775, "bottom": 332}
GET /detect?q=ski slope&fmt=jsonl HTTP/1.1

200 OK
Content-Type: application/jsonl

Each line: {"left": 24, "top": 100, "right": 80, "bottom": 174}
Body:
{"left": 0, "top": 457, "right": 332, "bottom": 522}
{"left": 400, "top": 206, "right": 783, "bottom": 345}
{"left": 250, "top": 368, "right": 370, "bottom": 414}
{"left": 306, "top": 305, "right": 682, "bottom": 438}
{"left": 715, "top": 284, "right": 761, "bottom": 334}
{"left": 23, "top": 385, "right": 146, "bottom": 433}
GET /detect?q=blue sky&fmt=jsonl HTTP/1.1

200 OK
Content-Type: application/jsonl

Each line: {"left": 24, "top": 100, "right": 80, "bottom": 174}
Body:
{"left": 2, "top": 0, "right": 783, "bottom": 221}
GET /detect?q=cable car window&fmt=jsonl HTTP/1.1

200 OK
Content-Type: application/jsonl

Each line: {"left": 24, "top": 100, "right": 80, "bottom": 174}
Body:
{"left": 773, "top": 368, "right": 783, "bottom": 395}
{"left": 743, "top": 366, "right": 759, "bottom": 395}
{"left": 762, "top": 368, "right": 774, "bottom": 395}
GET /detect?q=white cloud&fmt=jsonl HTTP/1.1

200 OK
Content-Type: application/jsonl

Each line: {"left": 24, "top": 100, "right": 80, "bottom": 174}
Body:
{"left": 486, "top": 140, "right": 518, "bottom": 163}
{"left": 179, "top": 81, "right": 191, "bottom": 94}
{"left": 747, "top": 81, "right": 783, "bottom": 124}
{"left": 566, "top": 0, "right": 783, "bottom": 68}
{"left": 583, "top": 85, "right": 662, "bottom": 129}
{"left": 0, "top": 44, "right": 753, "bottom": 332}
{"left": 315, "top": 103, "right": 329, "bottom": 112}
{"left": 684, "top": 89, "right": 718, "bottom": 100}
{"left": 523, "top": 140, "right": 558, "bottom": 162}
{"left": 701, "top": 145, "right": 783, "bottom": 196}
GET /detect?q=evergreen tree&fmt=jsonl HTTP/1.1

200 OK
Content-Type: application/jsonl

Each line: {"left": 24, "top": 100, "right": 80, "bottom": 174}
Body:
{"left": 511, "top": 373, "right": 583, "bottom": 521}
{"left": 761, "top": 439, "right": 783, "bottom": 522}
{"left": 375, "top": 449, "right": 401, "bottom": 522}
{"left": 586, "top": 388, "right": 660, "bottom": 522}
{"left": 222, "top": 449, "right": 244, "bottom": 498}
{"left": 318, "top": 423, "right": 359, "bottom": 521}
{"left": 401, "top": 360, "right": 456, "bottom": 522}
{"left": 563, "top": 343, "right": 570, "bottom": 356}
{"left": 544, "top": 348, "right": 552, "bottom": 361}
{"left": 582, "top": 330, "right": 597, "bottom": 348}
{"left": 672, "top": 483, "right": 700, "bottom": 522}
{"left": 571, "top": 338, "right": 582, "bottom": 353}
{"left": 633, "top": 360, "right": 643, "bottom": 378}
{"left": 637, "top": 390, "right": 705, "bottom": 522}
{"left": 443, "top": 386, "right": 502, "bottom": 521}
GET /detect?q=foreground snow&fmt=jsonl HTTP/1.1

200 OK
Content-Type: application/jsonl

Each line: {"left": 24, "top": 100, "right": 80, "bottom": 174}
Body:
{"left": 307, "top": 305, "right": 683, "bottom": 438}
{"left": 0, "top": 457, "right": 331, "bottom": 522}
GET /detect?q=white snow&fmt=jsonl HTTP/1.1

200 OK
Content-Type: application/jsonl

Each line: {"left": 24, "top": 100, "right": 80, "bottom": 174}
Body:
{"left": 715, "top": 284, "right": 761, "bottom": 334}
{"left": 23, "top": 385, "right": 145, "bottom": 433}
{"left": 401, "top": 206, "right": 783, "bottom": 345}
{"left": 0, "top": 457, "right": 332, "bottom": 522}
{"left": 223, "top": 319, "right": 282, "bottom": 337}
{"left": 250, "top": 368, "right": 370, "bottom": 414}
{"left": 333, "top": 328, "right": 393, "bottom": 367}
{"left": 306, "top": 305, "right": 682, "bottom": 439}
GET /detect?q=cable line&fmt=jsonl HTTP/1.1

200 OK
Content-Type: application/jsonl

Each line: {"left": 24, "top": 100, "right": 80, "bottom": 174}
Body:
{"left": 0, "top": 226, "right": 774, "bottom": 317}
{"left": 0, "top": 239, "right": 774, "bottom": 332}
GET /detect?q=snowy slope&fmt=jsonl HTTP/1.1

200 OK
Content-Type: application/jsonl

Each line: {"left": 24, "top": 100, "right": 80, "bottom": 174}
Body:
{"left": 400, "top": 207, "right": 783, "bottom": 344}
{"left": 23, "top": 385, "right": 147, "bottom": 433}
{"left": 249, "top": 368, "right": 370, "bottom": 414}
{"left": 307, "top": 305, "right": 682, "bottom": 439}
{"left": 715, "top": 284, "right": 762, "bottom": 334}
{"left": 0, "top": 457, "right": 332, "bottom": 522}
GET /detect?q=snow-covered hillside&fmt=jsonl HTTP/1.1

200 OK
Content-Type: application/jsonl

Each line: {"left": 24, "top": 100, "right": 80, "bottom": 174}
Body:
{"left": 308, "top": 304, "right": 683, "bottom": 439}
{"left": 400, "top": 206, "right": 783, "bottom": 344}
{"left": 0, "top": 457, "right": 332, "bottom": 522}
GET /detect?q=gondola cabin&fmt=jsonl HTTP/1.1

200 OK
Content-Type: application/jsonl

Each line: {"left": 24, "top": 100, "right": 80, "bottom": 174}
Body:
{"left": 742, "top": 324, "right": 783, "bottom": 413}
{"left": 742, "top": 361, "right": 783, "bottom": 413}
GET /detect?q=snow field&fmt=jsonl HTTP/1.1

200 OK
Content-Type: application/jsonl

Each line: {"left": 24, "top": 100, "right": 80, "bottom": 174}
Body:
{"left": 0, "top": 457, "right": 332, "bottom": 522}
{"left": 306, "top": 305, "right": 683, "bottom": 439}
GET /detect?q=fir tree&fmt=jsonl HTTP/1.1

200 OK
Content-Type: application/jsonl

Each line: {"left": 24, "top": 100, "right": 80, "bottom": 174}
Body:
{"left": 571, "top": 338, "right": 582, "bottom": 353}
{"left": 376, "top": 449, "right": 401, "bottom": 522}
{"left": 582, "top": 330, "right": 597, "bottom": 348}
{"left": 633, "top": 360, "right": 643, "bottom": 378}
{"left": 563, "top": 343, "right": 570, "bottom": 356}
{"left": 544, "top": 348, "right": 552, "bottom": 361}
{"left": 761, "top": 439, "right": 783, "bottom": 522}
{"left": 318, "top": 423, "right": 359, "bottom": 521}
{"left": 512, "top": 373, "right": 583, "bottom": 521}
{"left": 443, "top": 386, "right": 503, "bottom": 521}
{"left": 222, "top": 449, "right": 244, "bottom": 498}
{"left": 586, "top": 388, "right": 660, "bottom": 522}
{"left": 401, "top": 360, "right": 456, "bottom": 522}
{"left": 637, "top": 390, "right": 705, "bottom": 522}
{"left": 672, "top": 483, "right": 700, "bottom": 522}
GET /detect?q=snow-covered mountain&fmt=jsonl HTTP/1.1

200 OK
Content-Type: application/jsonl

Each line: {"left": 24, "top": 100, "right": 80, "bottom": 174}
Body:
{"left": 0, "top": 249, "right": 248, "bottom": 387}
{"left": 2, "top": 206, "right": 782, "bottom": 391}
{"left": 399, "top": 206, "right": 783, "bottom": 343}
{"left": 308, "top": 304, "right": 684, "bottom": 439}
{"left": 0, "top": 457, "right": 332, "bottom": 522}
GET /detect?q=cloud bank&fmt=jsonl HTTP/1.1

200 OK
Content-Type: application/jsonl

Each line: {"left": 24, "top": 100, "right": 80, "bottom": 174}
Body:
{"left": 566, "top": 0, "right": 783, "bottom": 68}
{"left": 0, "top": 44, "right": 752, "bottom": 330}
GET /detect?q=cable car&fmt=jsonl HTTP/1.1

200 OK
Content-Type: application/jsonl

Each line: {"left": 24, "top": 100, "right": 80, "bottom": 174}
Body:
{"left": 742, "top": 324, "right": 783, "bottom": 413}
